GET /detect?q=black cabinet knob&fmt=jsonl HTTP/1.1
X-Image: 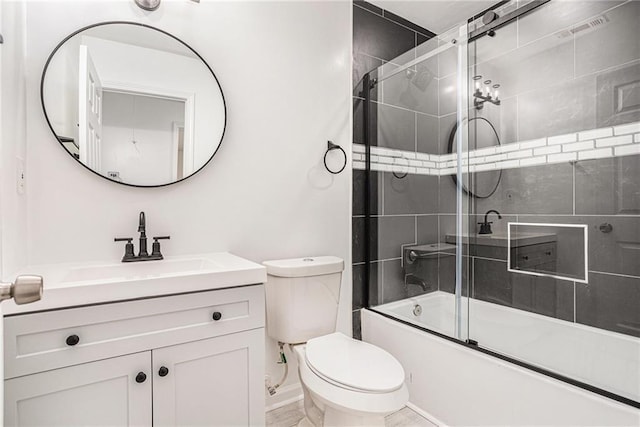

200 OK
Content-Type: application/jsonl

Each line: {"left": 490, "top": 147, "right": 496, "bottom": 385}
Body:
{"left": 158, "top": 366, "right": 169, "bottom": 377}
{"left": 135, "top": 372, "right": 147, "bottom": 383}
{"left": 212, "top": 311, "right": 222, "bottom": 321}
{"left": 66, "top": 334, "right": 80, "bottom": 346}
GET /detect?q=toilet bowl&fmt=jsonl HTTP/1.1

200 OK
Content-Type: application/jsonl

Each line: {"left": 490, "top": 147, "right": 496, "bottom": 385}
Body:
{"left": 262, "top": 256, "right": 409, "bottom": 426}
{"left": 292, "top": 333, "right": 409, "bottom": 427}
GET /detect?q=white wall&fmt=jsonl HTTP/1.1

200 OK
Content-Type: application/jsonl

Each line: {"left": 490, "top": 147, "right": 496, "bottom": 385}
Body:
{"left": 22, "top": 0, "right": 352, "bottom": 408}
{"left": 0, "top": 1, "right": 28, "bottom": 279}
{"left": 39, "top": 35, "right": 81, "bottom": 142}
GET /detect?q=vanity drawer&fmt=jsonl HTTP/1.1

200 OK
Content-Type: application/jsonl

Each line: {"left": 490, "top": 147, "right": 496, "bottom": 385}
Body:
{"left": 512, "top": 243, "right": 556, "bottom": 269}
{"left": 4, "top": 285, "right": 264, "bottom": 379}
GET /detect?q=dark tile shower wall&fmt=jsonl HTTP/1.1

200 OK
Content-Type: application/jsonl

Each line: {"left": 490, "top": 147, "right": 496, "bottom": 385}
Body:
{"left": 436, "top": 0, "right": 640, "bottom": 339}
{"left": 354, "top": 0, "right": 640, "bottom": 341}
{"left": 352, "top": 1, "right": 435, "bottom": 339}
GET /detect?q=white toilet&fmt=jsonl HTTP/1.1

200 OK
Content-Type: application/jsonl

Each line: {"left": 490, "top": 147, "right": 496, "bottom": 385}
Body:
{"left": 263, "top": 256, "right": 409, "bottom": 427}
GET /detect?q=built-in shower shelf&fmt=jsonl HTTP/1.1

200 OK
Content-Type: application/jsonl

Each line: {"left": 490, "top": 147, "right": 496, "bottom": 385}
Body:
{"left": 353, "top": 121, "right": 640, "bottom": 176}
{"left": 445, "top": 232, "right": 556, "bottom": 248}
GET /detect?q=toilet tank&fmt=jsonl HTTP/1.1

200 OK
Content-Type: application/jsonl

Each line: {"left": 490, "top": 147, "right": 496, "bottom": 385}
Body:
{"left": 263, "top": 256, "right": 344, "bottom": 344}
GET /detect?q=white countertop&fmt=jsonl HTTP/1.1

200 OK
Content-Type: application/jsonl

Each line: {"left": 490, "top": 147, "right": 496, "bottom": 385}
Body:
{"left": 3, "top": 252, "right": 266, "bottom": 316}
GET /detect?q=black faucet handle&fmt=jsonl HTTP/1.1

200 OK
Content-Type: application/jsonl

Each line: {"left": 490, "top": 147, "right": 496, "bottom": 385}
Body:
{"left": 151, "top": 236, "right": 170, "bottom": 258}
{"left": 114, "top": 237, "right": 135, "bottom": 261}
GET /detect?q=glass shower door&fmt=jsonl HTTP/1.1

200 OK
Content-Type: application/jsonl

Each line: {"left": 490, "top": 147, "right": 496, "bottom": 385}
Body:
{"left": 464, "top": 0, "right": 640, "bottom": 405}
{"left": 364, "top": 25, "right": 472, "bottom": 343}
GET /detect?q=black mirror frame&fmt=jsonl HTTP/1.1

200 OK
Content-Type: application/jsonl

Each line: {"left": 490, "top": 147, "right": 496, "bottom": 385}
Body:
{"left": 446, "top": 116, "right": 502, "bottom": 199}
{"left": 40, "top": 21, "right": 227, "bottom": 188}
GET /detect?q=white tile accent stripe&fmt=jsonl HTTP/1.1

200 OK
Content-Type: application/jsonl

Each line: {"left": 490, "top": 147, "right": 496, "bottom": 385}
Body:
{"left": 595, "top": 135, "right": 633, "bottom": 148}
{"left": 578, "top": 148, "right": 612, "bottom": 160}
{"left": 614, "top": 122, "right": 640, "bottom": 135}
{"left": 615, "top": 144, "right": 640, "bottom": 157}
{"left": 352, "top": 121, "right": 640, "bottom": 174}
{"left": 548, "top": 133, "right": 577, "bottom": 145}
{"left": 579, "top": 128, "right": 612, "bottom": 140}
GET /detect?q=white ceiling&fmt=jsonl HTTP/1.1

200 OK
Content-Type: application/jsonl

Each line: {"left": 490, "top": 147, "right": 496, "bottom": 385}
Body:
{"left": 370, "top": 0, "right": 499, "bottom": 35}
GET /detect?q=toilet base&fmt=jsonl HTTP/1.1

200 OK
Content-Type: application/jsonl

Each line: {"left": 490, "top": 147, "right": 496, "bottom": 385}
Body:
{"left": 298, "top": 394, "right": 388, "bottom": 427}
{"left": 293, "top": 342, "right": 408, "bottom": 427}
{"left": 300, "top": 375, "right": 388, "bottom": 427}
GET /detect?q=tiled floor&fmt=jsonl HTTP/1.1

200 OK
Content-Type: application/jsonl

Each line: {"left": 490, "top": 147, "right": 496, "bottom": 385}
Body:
{"left": 266, "top": 400, "right": 437, "bottom": 427}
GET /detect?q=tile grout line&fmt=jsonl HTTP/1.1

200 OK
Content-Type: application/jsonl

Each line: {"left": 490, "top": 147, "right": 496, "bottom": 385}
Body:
{"left": 591, "top": 270, "right": 640, "bottom": 280}
{"left": 370, "top": 99, "right": 440, "bottom": 118}
{"left": 573, "top": 161, "right": 576, "bottom": 215}
{"left": 573, "top": 281, "right": 577, "bottom": 323}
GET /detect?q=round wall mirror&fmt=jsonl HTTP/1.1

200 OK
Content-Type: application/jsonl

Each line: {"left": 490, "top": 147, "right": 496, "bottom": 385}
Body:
{"left": 41, "top": 22, "right": 226, "bottom": 187}
{"left": 447, "top": 117, "right": 502, "bottom": 199}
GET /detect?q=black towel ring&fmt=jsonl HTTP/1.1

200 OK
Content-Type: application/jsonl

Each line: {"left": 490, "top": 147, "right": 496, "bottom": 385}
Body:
{"left": 324, "top": 141, "right": 347, "bottom": 174}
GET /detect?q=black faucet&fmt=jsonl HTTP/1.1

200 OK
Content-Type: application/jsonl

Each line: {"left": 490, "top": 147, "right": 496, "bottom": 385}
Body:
{"left": 478, "top": 209, "right": 502, "bottom": 234}
{"left": 114, "top": 211, "right": 170, "bottom": 262}
{"left": 138, "top": 212, "right": 148, "bottom": 257}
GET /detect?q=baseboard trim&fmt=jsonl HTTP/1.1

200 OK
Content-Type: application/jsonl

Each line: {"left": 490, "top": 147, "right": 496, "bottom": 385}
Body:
{"left": 265, "top": 383, "right": 303, "bottom": 412}
{"left": 406, "top": 401, "right": 447, "bottom": 427}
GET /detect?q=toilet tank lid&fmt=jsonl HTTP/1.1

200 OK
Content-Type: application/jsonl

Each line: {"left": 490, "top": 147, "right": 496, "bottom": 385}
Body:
{"left": 263, "top": 256, "right": 344, "bottom": 278}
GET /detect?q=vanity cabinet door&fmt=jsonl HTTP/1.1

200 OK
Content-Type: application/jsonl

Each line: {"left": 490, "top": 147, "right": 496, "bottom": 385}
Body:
{"left": 153, "top": 328, "right": 265, "bottom": 427}
{"left": 4, "top": 352, "right": 152, "bottom": 426}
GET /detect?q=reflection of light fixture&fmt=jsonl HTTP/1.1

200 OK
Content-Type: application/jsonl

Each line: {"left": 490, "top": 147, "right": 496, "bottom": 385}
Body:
{"left": 134, "top": 0, "right": 161, "bottom": 11}
{"left": 474, "top": 78, "right": 501, "bottom": 110}
{"left": 134, "top": 0, "right": 199, "bottom": 11}
{"left": 473, "top": 75, "right": 482, "bottom": 91}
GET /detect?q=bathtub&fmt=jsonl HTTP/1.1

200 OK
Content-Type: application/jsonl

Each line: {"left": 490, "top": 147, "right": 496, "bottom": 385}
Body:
{"left": 363, "top": 291, "right": 640, "bottom": 426}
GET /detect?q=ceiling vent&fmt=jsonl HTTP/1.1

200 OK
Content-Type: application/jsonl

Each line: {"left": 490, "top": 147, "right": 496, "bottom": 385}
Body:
{"left": 556, "top": 15, "right": 610, "bottom": 39}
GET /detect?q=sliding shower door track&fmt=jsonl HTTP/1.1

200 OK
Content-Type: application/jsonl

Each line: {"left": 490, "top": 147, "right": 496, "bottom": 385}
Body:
{"left": 468, "top": 0, "right": 551, "bottom": 42}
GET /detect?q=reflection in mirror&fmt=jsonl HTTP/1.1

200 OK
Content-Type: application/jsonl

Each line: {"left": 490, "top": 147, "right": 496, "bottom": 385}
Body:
{"left": 508, "top": 222, "right": 588, "bottom": 283}
{"left": 448, "top": 116, "right": 502, "bottom": 198}
{"left": 42, "top": 22, "right": 226, "bottom": 187}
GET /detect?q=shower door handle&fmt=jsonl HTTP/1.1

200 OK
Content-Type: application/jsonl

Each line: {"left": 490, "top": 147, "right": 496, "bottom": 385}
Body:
{"left": 0, "top": 275, "right": 43, "bottom": 305}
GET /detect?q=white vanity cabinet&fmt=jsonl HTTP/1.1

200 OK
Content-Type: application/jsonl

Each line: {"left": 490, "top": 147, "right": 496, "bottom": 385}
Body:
{"left": 153, "top": 329, "right": 263, "bottom": 426}
{"left": 5, "top": 352, "right": 152, "bottom": 426}
{"left": 3, "top": 284, "right": 265, "bottom": 426}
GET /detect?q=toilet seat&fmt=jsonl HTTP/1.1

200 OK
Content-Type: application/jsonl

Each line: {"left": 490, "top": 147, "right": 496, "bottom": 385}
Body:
{"left": 293, "top": 343, "right": 409, "bottom": 416}
{"left": 305, "top": 333, "right": 405, "bottom": 393}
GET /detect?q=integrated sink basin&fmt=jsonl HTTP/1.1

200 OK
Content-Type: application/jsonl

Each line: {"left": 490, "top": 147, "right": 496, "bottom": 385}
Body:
{"left": 3, "top": 252, "right": 267, "bottom": 315}
{"left": 62, "top": 257, "right": 221, "bottom": 283}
